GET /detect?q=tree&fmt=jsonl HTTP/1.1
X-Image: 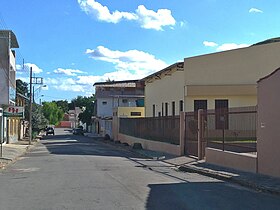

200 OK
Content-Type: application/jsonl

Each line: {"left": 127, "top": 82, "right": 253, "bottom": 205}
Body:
{"left": 69, "top": 95, "right": 95, "bottom": 127}
{"left": 25, "top": 103, "right": 48, "bottom": 132}
{"left": 42, "top": 102, "right": 64, "bottom": 126}
{"left": 53, "top": 100, "right": 68, "bottom": 113}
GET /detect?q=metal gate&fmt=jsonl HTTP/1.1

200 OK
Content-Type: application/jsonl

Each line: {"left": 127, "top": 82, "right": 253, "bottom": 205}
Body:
{"left": 184, "top": 112, "right": 198, "bottom": 157}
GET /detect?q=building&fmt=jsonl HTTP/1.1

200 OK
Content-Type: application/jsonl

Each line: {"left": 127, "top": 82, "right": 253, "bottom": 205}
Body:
{"left": 184, "top": 38, "right": 280, "bottom": 112}
{"left": 143, "top": 38, "right": 280, "bottom": 119}
{"left": 0, "top": 30, "right": 20, "bottom": 143}
{"left": 93, "top": 80, "right": 145, "bottom": 138}
{"left": 68, "top": 107, "right": 83, "bottom": 128}
{"left": 142, "top": 62, "right": 184, "bottom": 117}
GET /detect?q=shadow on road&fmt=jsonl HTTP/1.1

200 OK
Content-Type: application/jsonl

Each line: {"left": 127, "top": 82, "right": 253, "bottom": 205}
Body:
{"left": 40, "top": 133, "right": 145, "bottom": 159}
{"left": 145, "top": 182, "right": 280, "bottom": 210}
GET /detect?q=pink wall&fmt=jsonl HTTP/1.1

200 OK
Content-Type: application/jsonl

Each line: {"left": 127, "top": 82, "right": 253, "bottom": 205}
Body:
{"left": 118, "top": 133, "right": 181, "bottom": 156}
{"left": 206, "top": 148, "right": 257, "bottom": 173}
{"left": 257, "top": 68, "right": 280, "bottom": 178}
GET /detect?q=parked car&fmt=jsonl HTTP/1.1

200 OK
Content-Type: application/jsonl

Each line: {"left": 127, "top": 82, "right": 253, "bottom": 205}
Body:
{"left": 73, "top": 128, "right": 84, "bottom": 135}
{"left": 45, "top": 127, "right": 55, "bottom": 135}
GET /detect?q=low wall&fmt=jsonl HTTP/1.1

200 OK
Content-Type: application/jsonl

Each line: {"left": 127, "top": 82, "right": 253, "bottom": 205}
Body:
{"left": 205, "top": 148, "right": 257, "bottom": 173}
{"left": 118, "top": 133, "right": 181, "bottom": 156}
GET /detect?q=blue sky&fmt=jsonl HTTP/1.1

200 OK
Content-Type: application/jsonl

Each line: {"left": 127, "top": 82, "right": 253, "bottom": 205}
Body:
{"left": 1, "top": 0, "right": 280, "bottom": 102}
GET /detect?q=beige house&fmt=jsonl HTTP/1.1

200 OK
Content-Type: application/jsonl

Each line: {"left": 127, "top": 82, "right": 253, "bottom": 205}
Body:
{"left": 143, "top": 62, "right": 184, "bottom": 117}
{"left": 144, "top": 39, "right": 280, "bottom": 118}
{"left": 184, "top": 39, "right": 280, "bottom": 112}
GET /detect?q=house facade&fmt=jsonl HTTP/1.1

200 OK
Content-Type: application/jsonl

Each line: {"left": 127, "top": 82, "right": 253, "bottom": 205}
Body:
{"left": 143, "top": 62, "right": 184, "bottom": 117}
{"left": 184, "top": 39, "right": 280, "bottom": 112}
{"left": 144, "top": 39, "right": 280, "bottom": 118}
{"left": 93, "top": 80, "right": 144, "bottom": 138}
{"left": 0, "top": 30, "right": 20, "bottom": 143}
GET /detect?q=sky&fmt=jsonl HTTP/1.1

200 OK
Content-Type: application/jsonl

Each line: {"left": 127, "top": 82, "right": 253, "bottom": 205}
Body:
{"left": 1, "top": 0, "right": 280, "bottom": 102}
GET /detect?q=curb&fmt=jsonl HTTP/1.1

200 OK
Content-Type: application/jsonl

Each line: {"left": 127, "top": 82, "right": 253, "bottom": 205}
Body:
{"left": 178, "top": 165, "right": 280, "bottom": 196}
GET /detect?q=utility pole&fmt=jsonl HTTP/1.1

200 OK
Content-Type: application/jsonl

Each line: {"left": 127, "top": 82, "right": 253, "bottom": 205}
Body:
{"left": 29, "top": 68, "right": 43, "bottom": 145}
{"left": 29, "top": 67, "right": 32, "bottom": 145}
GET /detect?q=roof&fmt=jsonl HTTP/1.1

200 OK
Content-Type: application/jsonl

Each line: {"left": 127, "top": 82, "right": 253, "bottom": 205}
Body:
{"left": 141, "top": 62, "right": 184, "bottom": 82}
{"left": 0, "top": 30, "right": 19, "bottom": 48}
{"left": 93, "top": 80, "right": 140, "bottom": 87}
{"left": 253, "top": 37, "right": 280, "bottom": 47}
{"left": 258, "top": 67, "right": 280, "bottom": 83}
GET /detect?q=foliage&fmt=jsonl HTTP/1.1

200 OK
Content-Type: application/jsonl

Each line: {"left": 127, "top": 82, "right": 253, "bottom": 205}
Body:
{"left": 69, "top": 95, "right": 96, "bottom": 126}
{"left": 16, "top": 79, "right": 29, "bottom": 96}
{"left": 42, "top": 101, "right": 64, "bottom": 126}
{"left": 25, "top": 103, "right": 49, "bottom": 132}
{"left": 53, "top": 100, "right": 69, "bottom": 113}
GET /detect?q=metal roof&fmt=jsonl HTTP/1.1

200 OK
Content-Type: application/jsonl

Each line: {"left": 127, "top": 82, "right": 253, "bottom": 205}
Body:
{"left": 0, "top": 30, "right": 19, "bottom": 48}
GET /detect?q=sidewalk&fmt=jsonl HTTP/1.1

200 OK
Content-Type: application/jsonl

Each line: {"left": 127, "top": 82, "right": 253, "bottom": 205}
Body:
{"left": 0, "top": 139, "right": 38, "bottom": 169}
{"left": 85, "top": 133, "right": 280, "bottom": 196}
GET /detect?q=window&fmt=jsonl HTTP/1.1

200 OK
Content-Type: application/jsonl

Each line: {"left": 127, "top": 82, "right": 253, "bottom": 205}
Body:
{"left": 102, "top": 101, "right": 107, "bottom": 105}
{"left": 158, "top": 112, "right": 161, "bottom": 117}
{"left": 172, "top": 101, "right": 175, "bottom": 116}
{"left": 194, "top": 100, "right": 207, "bottom": 112}
{"left": 215, "top": 99, "right": 229, "bottom": 129}
{"left": 165, "top": 103, "right": 168, "bottom": 116}
{"left": 131, "top": 112, "right": 141, "bottom": 116}
{"left": 122, "top": 99, "right": 128, "bottom": 103}
{"left": 152, "top": 105, "right": 156, "bottom": 117}
{"left": 162, "top": 103, "right": 164, "bottom": 116}
{"left": 194, "top": 100, "right": 207, "bottom": 121}
{"left": 179, "top": 100, "right": 183, "bottom": 112}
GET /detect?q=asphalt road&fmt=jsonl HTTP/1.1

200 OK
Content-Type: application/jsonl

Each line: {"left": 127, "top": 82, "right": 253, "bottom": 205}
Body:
{"left": 0, "top": 128, "right": 280, "bottom": 210}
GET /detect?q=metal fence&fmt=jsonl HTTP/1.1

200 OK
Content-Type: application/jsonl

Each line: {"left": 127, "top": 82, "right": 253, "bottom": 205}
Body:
{"left": 204, "top": 106, "right": 257, "bottom": 153}
{"left": 119, "top": 116, "right": 180, "bottom": 145}
{"left": 185, "top": 112, "right": 199, "bottom": 156}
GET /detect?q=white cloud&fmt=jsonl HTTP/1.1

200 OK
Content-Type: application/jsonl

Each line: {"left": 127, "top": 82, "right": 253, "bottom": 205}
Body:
{"left": 53, "top": 68, "right": 86, "bottom": 76}
{"left": 249, "top": 8, "right": 263, "bottom": 13}
{"left": 203, "top": 41, "right": 218, "bottom": 47}
{"left": 78, "top": 0, "right": 176, "bottom": 30}
{"left": 135, "top": 5, "right": 176, "bottom": 30}
{"left": 216, "top": 43, "right": 250, "bottom": 51}
{"left": 46, "top": 77, "right": 88, "bottom": 92}
{"left": 16, "top": 63, "right": 43, "bottom": 74}
{"left": 86, "top": 46, "right": 168, "bottom": 78}
{"left": 203, "top": 41, "right": 250, "bottom": 51}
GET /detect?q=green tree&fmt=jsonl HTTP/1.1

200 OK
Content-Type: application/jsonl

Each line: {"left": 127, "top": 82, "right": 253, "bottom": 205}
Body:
{"left": 69, "top": 95, "right": 95, "bottom": 127}
{"left": 42, "top": 102, "right": 64, "bottom": 125}
{"left": 53, "top": 100, "right": 69, "bottom": 113}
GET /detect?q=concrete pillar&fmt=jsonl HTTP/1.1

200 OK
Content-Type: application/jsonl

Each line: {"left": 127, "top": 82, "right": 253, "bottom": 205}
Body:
{"left": 179, "top": 111, "right": 186, "bottom": 155}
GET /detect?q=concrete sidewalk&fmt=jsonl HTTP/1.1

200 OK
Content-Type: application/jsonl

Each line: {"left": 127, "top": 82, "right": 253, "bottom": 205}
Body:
{"left": 85, "top": 133, "right": 280, "bottom": 196}
{"left": 0, "top": 139, "right": 38, "bottom": 169}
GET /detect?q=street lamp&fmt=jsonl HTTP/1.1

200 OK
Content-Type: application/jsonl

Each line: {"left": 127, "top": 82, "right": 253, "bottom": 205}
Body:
{"left": 33, "top": 85, "right": 47, "bottom": 103}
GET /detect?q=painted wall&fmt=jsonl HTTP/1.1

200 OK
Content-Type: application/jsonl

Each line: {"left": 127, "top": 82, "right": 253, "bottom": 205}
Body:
{"left": 115, "top": 107, "right": 145, "bottom": 118}
{"left": 0, "top": 38, "right": 9, "bottom": 105}
{"left": 185, "top": 95, "right": 257, "bottom": 112}
{"left": 257, "top": 69, "right": 280, "bottom": 178}
{"left": 118, "top": 133, "right": 181, "bottom": 156}
{"left": 97, "top": 98, "right": 113, "bottom": 118}
{"left": 184, "top": 42, "right": 280, "bottom": 86}
{"left": 206, "top": 148, "right": 257, "bottom": 173}
{"left": 145, "top": 69, "right": 184, "bottom": 117}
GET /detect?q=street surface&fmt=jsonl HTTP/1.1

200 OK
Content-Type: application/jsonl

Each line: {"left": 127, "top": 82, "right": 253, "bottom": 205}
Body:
{"left": 0, "top": 128, "right": 280, "bottom": 210}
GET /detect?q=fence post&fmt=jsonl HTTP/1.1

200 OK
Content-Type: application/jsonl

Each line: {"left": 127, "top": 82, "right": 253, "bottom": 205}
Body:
{"left": 198, "top": 109, "right": 203, "bottom": 160}
{"left": 179, "top": 112, "right": 186, "bottom": 155}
